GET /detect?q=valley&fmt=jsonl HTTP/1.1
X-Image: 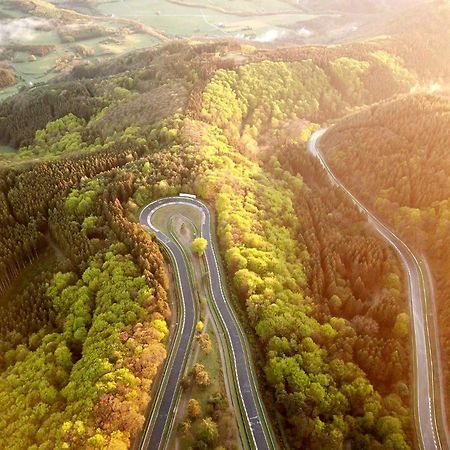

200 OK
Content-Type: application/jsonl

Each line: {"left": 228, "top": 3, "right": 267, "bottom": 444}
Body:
{"left": 0, "top": 0, "right": 429, "bottom": 99}
{"left": 0, "top": 1, "right": 449, "bottom": 449}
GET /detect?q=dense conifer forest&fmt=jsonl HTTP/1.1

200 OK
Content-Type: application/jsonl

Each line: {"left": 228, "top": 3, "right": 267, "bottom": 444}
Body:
{"left": 321, "top": 92, "right": 450, "bottom": 430}
{"left": 0, "top": 3, "right": 449, "bottom": 447}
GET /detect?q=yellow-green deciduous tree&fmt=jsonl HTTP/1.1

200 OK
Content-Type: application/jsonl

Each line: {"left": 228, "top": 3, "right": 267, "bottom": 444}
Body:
{"left": 192, "top": 237, "right": 208, "bottom": 257}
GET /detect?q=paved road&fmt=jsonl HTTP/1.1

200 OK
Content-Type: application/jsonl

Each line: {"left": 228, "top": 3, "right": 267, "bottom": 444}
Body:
{"left": 308, "top": 129, "right": 446, "bottom": 450}
{"left": 138, "top": 199, "right": 197, "bottom": 450}
{"left": 139, "top": 197, "right": 276, "bottom": 450}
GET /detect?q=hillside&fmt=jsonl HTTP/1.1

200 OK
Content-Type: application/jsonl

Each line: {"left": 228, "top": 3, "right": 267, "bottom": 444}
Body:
{"left": 0, "top": 4, "right": 449, "bottom": 448}
{"left": 321, "top": 92, "right": 450, "bottom": 427}
{"left": 0, "top": 0, "right": 446, "bottom": 100}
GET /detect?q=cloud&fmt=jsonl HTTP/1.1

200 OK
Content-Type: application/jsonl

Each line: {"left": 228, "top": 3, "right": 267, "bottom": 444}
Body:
{"left": 0, "top": 17, "right": 51, "bottom": 45}
{"left": 254, "top": 29, "right": 287, "bottom": 43}
{"left": 297, "top": 27, "right": 313, "bottom": 38}
{"left": 235, "top": 27, "right": 314, "bottom": 44}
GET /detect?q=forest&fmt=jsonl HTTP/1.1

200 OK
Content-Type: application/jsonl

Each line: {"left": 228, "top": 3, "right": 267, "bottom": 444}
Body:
{"left": 320, "top": 92, "right": 450, "bottom": 431}
{"left": 0, "top": 4, "right": 449, "bottom": 447}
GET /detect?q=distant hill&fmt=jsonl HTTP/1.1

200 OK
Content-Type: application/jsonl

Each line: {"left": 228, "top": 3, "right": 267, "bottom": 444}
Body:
{"left": 1, "top": 0, "right": 446, "bottom": 98}
{"left": 1, "top": 0, "right": 449, "bottom": 148}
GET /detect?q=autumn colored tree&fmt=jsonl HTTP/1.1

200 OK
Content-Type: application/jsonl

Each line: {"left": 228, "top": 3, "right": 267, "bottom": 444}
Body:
{"left": 192, "top": 363, "right": 211, "bottom": 388}
{"left": 187, "top": 398, "right": 202, "bottom": 420}
{"left": 192, "top": 237, "right": 208, "bottom": 257}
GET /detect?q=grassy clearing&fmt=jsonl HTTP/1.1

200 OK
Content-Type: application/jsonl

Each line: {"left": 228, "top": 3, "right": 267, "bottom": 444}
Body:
{"left": 96, "top": 0, "right": 318, "bottom": 36}
{"left": 175, "top": 321, "right": 232, "bottom": 450}
{"left": 190, "top": 324, "right": 223, "bottom": 411}
{"left": 97, "top": 33, "right": 160, "bottom": 55}
{"left": 0, "top": 85, "right": 20, "bottom": 101}
{"left": 173, "top": 0, "right": 296, "bottom": 14}
{"left": 0, "top": 3, "right": 26, "bottom": 19}
{"left": 0, "top": 145, "right": 15, "bottom": 154}
{"left": 97, "top": 0, "right": 239, "bottom": 35}
{"left": 152, "top": 203, "right": 202, "bottom": 236}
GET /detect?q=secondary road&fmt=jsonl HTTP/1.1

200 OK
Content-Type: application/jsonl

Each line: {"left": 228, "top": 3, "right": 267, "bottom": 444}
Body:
{"left": 308, "top": 129, "right": 447, "bottom": 450}
{"left": 139, "top": 197, "right": 276, "bottom": 450}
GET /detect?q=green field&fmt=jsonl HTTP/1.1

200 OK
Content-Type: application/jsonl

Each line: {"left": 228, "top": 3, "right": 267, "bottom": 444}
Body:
{"left": 0, "top": 145, "right": 15, "bottom": 154}
{"left": 0, "top": 30, "right": 159, "bottom": 100}
{"left": 0, "top": 3, "right": 25, "bottom": 19}
{"left": 0, "top": 0, "right": 323, "bottom": 100}
{"left": 98, "top": 0, "right": 241, "bottom": 36}
{"left": 0, "top": 1, "right": 161, "bottom": 100}
{"left": 97, "top": 0, "right": 317, "bottom": 37}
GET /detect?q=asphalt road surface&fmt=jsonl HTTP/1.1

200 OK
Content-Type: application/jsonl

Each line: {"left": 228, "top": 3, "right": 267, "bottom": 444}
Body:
{"left": 139, "top": 197, "right": 275, "bottom": 450}
{"left": 308, "top": 129, "right": 445, "bottom": 450}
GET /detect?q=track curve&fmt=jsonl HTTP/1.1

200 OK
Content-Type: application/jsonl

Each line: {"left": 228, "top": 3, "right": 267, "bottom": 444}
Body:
{"left": 139, "top": 197, "right": 276, "bottom": 450}
{"left": 308, "top": 129, "right": 447, "bottom": 450}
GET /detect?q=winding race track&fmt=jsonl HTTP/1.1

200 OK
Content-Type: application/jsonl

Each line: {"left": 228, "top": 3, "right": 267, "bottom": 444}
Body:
{"left": 308, "top": 129, "right": 448, "bottom": 450}
{"left": 139, "top": 197, "right": 276, "bottom": 450}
